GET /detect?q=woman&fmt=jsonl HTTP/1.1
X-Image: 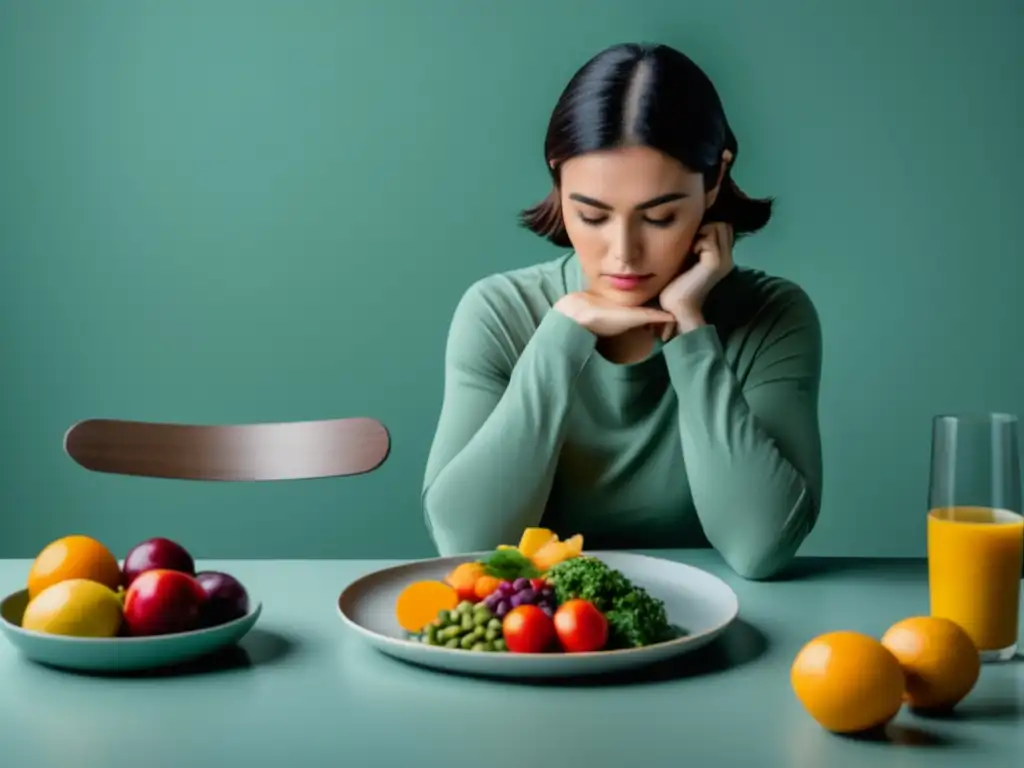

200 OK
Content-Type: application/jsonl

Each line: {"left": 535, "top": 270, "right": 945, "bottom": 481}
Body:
{"left": 421, "top": 42, "right": 823, "bottom": 580}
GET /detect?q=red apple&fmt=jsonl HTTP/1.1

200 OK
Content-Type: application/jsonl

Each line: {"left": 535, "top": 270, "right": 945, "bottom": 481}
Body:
{"left": 123, "top": 569, "right": 206, "bottom": 636}
{"left": 122, "top": 537, "right": 195, "bottom": 586}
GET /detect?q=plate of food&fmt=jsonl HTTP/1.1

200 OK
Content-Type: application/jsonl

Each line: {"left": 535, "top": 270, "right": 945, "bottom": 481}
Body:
{"left": 337, "top": 528, "right": 739, "bottom": 678}
{"left": 0, "top": 533, "right": 260, "bottom": 673}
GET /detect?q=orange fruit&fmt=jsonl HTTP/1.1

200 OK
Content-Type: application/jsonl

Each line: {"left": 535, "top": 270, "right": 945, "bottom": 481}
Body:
{"left": 791, "top": 630, "right": 906, "bottom": 733}
{"left": 444, "top": 561, "right": 487, "bottom": 601}
{"left": 27, "top": 535, "right": 122, "bottom": 600}
{"left": 880, "top": 616, "right": 980, "bottom": 712}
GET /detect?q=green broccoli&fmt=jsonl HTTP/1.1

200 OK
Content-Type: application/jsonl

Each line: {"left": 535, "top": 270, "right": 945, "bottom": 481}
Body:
{"left": 546, "top": 556, "right": 676, "bottom": 649}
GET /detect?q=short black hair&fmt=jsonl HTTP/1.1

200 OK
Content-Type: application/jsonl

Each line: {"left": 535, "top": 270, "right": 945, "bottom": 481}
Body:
{"left": 520, "top": 42, "right": 772, "bottom": 247}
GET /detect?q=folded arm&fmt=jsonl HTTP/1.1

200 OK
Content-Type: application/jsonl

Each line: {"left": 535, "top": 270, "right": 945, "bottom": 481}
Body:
{"left": 663, "top": 284, "right": 824, "bottom": 579}
{"left": 422, "top": 281, "right": 596, "bottom": 555}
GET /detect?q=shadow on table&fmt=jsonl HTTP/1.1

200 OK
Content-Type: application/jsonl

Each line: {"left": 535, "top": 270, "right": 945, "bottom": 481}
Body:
{"left": 485, "top": 617, "right": 768, "bottom": 688}
{"left": 840, "top": 722, "right": 959, "bottom": 748}
{"left": 45, "top": 628, "right": 300, "bottom": 680}
{"left": 767, "top": 557, "right": 925, "bottom": 583}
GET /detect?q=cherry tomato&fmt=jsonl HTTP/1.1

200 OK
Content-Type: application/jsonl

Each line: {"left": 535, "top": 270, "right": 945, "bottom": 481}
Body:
{"left": 502, "top": 605, "right": 556, "bottom": 653}
{"left": 553, "top": 599, "right": 608, "bottom": 652}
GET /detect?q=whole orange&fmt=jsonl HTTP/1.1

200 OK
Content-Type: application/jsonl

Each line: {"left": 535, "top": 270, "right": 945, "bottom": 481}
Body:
{"left": 27, "top": 535, "right": 122, "bottom": 600}
{"left": 791, "top": 630, "right": 906, "bottom": 733}
{"left": 880, "top": 616, "right": 980, "bottom": 712}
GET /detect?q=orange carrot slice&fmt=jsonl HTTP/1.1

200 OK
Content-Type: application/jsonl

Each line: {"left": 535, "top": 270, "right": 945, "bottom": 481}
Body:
{"left": 394, "top": 580, "right": 459, "bottom": 633}
{"left": 445, "top": 562, "right": 486, "bottom": 601}
{"left": 473, "top": 575, "right": 503, "bottom": 600}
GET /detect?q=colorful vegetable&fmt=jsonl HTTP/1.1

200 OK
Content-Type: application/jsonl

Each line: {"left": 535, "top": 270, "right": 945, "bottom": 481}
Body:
{"left": 414, "top": 600, "right": 506, "bottom": 651}
{"left": 445, "top": 562, "right": 487, "bottom": 601}
{"left": 553, "top": 599, "right": 609, "bottom": 652}
{"left": 480, "top": 549, "right": 540, "bottom": 581}
{"left": 502, "top": 605, "right": 556, "bottom": 654}
{"left": 547, "top": 556, "right": 673, "bottom": 648}
{"left": 473, "top": 575, "right": 503, "bottom": 600}
{"left": 394, "top": 580, "right": 460, "bottom": 633}
{"left": 516, "top": 527, "right": 557, "bottom": 557}
{"left": 531, "top": 534, "right": 584, "bottom": 571}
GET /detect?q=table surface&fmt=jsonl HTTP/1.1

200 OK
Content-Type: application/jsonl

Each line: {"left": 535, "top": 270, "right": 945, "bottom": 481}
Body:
{"left": 1, "top": 551, "right": 1021, "bottom": 768}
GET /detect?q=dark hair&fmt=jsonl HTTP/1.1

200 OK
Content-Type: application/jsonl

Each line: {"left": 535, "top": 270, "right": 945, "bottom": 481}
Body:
{"left": 520, "top": 43, "right": 772, "bottom": 247}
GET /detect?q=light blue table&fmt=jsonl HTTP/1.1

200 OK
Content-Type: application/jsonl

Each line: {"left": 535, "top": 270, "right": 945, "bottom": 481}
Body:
{"left": 1, "top": 551, "right": 1021, "bottom": 767}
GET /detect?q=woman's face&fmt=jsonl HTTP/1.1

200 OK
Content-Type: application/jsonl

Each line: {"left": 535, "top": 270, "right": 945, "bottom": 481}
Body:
{"left": 558, "top": 145, "right": 720, "bottom": 307}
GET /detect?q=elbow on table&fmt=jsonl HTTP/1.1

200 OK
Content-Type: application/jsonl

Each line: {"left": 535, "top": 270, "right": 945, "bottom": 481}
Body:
{"left": 719, "top": 493, "right": 819, "bottom": 581}
{"left": 421, "top": 488, "right": 496, "bottom": 558}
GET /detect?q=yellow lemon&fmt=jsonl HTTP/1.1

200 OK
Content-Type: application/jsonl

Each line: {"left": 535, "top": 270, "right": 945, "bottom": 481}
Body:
{"left": 21, "top": 578, "right": 123, "bottom": 638}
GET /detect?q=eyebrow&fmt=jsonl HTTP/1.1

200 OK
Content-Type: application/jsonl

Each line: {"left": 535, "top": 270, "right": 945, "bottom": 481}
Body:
{"left": 568, "top": 192, "right": 688, "bottom": 211}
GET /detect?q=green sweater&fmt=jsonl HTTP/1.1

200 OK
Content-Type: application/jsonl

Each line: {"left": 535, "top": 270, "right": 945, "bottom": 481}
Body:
{"left": 422, "top": 253, "right": 823, "bottom": 579}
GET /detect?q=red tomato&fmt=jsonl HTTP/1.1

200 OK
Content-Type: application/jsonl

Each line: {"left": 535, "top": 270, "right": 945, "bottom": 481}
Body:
{"left": 529, "top": 578, "right": 548, "bottom": 592}
{"left": 553, "top": 599, "right": 608, "bottom": 652}
{"left": 502, "top": 605, "right": 556, "bottom": 653}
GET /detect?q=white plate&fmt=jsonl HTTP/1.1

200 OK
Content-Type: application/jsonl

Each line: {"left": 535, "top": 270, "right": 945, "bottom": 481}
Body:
{"left": 337, "top": 551, "right": 739, "bottom": 678}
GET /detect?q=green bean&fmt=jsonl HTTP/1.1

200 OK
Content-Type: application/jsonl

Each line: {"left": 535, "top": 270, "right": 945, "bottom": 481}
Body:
{"left": 457, "top": 601, "right": 474, "bottom": 613}
{"left": 438, "top": 625, "right": 462, "bottom": 641}
{"left": 460, "top": 613, "right": 475, "bottom": 631}
{"left": 460, "top": 633, "right": 477, "bottom": 650}
{"left": 471, "top": 642, "right": 491, "bottom": 652}
{"left": 487, "top": 618, "right": 502, "bottom": 632}
{"left": 493, "top": 639, "right": 507, "bottom": 652}
{"left": 444, "top": 638, "right": 460, "bottom": 649}
{"left": 484, "top": 628, "right": 499, "bottom": 642}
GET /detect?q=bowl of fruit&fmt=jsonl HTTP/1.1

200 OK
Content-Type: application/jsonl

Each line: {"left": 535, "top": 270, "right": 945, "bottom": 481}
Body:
{"left": 337, "top": 528, "right": 739, "bottom": 678}
{"left": 0, "top": 534, "right": 260, "bottom": 673}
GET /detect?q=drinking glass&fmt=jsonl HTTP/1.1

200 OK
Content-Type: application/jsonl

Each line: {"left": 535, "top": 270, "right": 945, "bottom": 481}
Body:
{"left": 927, "top": 412, "right": 1023, "bottom": 662}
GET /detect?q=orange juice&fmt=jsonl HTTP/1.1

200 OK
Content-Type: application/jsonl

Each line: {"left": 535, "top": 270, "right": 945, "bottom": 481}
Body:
{"left": 928, "top": 506, "right": 1023, "bottom": 651}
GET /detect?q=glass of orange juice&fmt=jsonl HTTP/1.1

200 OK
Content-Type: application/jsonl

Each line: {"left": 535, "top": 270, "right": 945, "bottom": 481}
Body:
{"left": 927, "top": 413, "right": 1023, "bottom": 662}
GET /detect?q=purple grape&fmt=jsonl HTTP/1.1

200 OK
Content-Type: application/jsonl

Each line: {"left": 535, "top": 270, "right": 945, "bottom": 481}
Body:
{"left": 509, "top": 593, "right": 527, "bottom": 608}
{"left": 497, "top": 581, "right": 515, "bottom": 596}
{"left": 483, "top": 593, "right": 499, "bottom": 611}
{"left": 516, "top": 587, "right": 537, "bottom": 604}
{"left": 512, "top": 578, "right": 529, "bottom": 591}
{"left": 495, "top": 599, "right": 510, "bottom": 617}
{"left": 541, "top": 605, "right": 554, "bottom": 617}
{"left": 540, "top": 587, "right": 553, "bottom": 599}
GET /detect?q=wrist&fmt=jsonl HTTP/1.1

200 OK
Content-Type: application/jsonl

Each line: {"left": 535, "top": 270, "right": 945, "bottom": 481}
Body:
{"left": 670, "top": 308, "right": 706, "bottom": 334}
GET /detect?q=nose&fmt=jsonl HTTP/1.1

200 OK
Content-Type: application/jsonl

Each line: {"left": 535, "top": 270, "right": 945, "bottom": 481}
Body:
{"left": 608, "top": 219, "right": 641, "bottom": 268}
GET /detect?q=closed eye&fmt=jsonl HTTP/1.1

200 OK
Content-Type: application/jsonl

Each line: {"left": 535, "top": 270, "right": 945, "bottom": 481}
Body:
{"left": 644, "top": 214, "right": 676, "bottom": 227}
{"left": 577, "top": 212, "right": 677, "bottom": 227}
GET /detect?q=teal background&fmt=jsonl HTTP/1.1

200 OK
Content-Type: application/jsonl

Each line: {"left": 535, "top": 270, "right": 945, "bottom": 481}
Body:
{"left": 1, "top": 1, "right": 1020, "bottom": 560}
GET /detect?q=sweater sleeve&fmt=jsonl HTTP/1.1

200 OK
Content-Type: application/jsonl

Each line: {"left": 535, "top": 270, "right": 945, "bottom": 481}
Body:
{"left": 422, "top": 280, "right": 597, "bottom": 555}
{"left": 662, "top": 283, "right": 824, "bottom": 580}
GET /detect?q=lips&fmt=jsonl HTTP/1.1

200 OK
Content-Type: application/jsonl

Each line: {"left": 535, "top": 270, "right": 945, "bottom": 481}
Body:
{"left": 606, "top": 274, "right": 652, "bottom": 290}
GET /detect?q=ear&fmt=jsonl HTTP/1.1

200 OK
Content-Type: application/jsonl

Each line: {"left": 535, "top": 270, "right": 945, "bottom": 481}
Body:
{"left": 704, "top": 149, "right": 734, "bottom": 209}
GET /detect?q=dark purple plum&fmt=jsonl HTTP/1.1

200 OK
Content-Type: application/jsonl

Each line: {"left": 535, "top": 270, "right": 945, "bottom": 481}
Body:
{"left": 122, "top": 537, "right": 195, "bottom": 586}
{"left": 195, "top": 571, "right": 250, "bottom": 627}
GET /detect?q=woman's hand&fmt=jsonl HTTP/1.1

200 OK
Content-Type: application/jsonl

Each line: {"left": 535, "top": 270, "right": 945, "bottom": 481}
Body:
{"left": 554, "top": 292, "right": 676, "bottom": 338}
{"left": 659, "top": 222, "right": 735, "bottom": 333}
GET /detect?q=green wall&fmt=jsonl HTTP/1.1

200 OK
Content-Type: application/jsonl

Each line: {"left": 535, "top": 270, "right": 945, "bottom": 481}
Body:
{"left": 1, "top": 0, "right": 1021, "bottom": 560}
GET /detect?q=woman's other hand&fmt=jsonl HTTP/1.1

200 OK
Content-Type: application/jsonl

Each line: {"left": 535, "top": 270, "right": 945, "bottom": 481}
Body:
{"left": 554, "top": 292, "right": 676, "bottom": 338}
{"left": 659, "top": 222, "right": 735, "bottom": 333}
